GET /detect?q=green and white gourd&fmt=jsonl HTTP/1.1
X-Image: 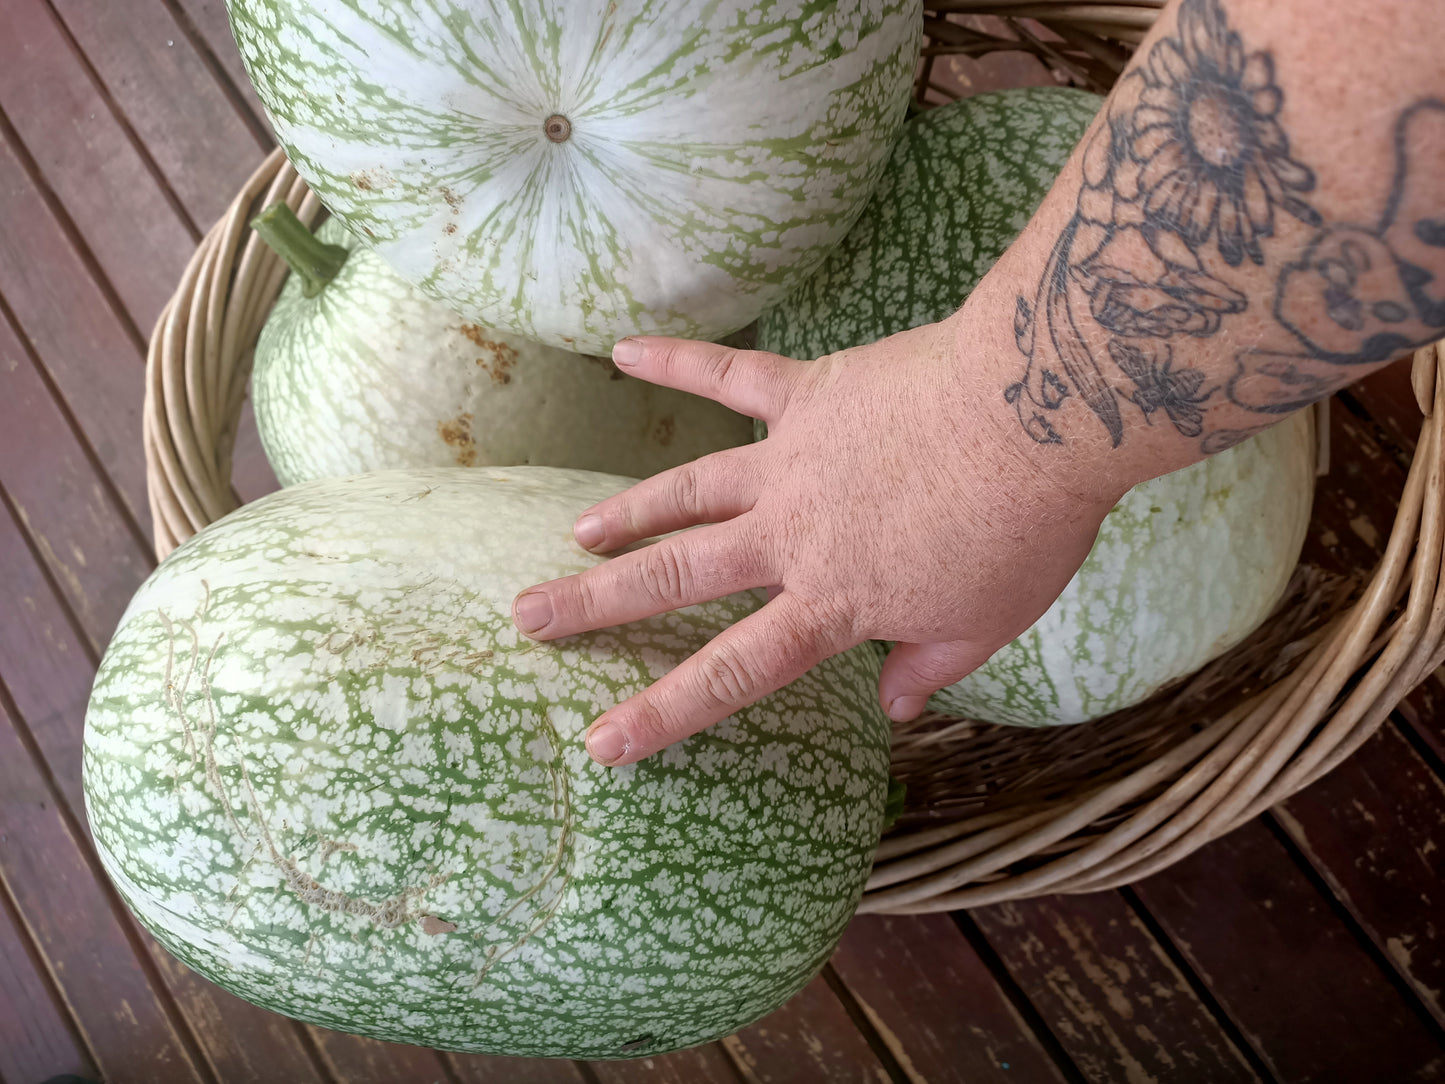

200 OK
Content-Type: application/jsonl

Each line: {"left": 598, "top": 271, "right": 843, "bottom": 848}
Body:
{"left": 83, "top": 468, "right": 891, "bottom": 1057}
{"left": 758, "top": 88, "right": 1317, "bottom": 727}
{"left": 250, "top": 206, "right": 753, "bottom": 486}
{"left": 225, "top": 0, "right": 923, "bottom": 353}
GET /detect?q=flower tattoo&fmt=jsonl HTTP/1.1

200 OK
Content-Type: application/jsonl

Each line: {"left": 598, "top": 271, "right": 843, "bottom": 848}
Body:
{"left": 1008, "top": 0, "right": 1320, "bottom": 448}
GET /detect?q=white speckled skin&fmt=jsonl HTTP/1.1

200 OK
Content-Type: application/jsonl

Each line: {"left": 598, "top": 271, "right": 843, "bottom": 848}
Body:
{"left": 252, "top": 219, "right": 755, "bottom": 487}
{"left": 83, "top": 468, "right": 891, "bottom": 1057}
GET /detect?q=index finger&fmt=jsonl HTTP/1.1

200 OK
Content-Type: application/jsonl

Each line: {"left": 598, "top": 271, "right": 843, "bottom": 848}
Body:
{"left": 581, "top": 592, "right": 854, "bottom": 766}
{"left": 613, "top": 337, "right": 808, "bottom": 425}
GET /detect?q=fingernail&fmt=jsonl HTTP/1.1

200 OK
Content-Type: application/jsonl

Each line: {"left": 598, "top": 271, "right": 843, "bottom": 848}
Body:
{"left": 887, "top": 695, "right": 927, "bottom": 722}
{"left": 586, "top": 720, "right": 629, "bottom": 765}
{"left": 513, "top": 591, "right": 552, "bottom": 634}
{"left": 574, "top": 514, "right": 604, "bottom": 549}
{"left": 612, "top": 338, "right": 643, "bottom": 368}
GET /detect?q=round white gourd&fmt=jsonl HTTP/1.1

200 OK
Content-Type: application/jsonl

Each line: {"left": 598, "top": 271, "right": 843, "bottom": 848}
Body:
{"left": 252, "top": 217, "right": 754, "bottom": 486}
{"left": 226, "top": 0, "right": 924, "bottom": 352}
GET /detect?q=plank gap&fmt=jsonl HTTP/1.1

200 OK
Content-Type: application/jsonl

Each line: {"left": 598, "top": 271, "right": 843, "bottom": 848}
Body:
{"left": 287, "top": 1016, "right": 341, "bottom": 1084}
{"left": 0, "top": 666, "right": 223, "bottom": 1084}
{"left": 1258, "top": 811, "right": 1445, "bottom": 1051}
{"left": 0, "top": 483, "right": 107, "bottom": 667}
{"left": 0, "top": 102, "right": 148, "bottom": 355}
{"left": 1333, "top": 389, "right": 1417, "bottom": 474}
{"left": 150, "top": 0, "right": 274, "bottom": 145}
{"left": 1390, "top": 708, "right": 1445, "bottom": 788}
{"left": 1115, "top": 885, "right": 1282, "bottom": 1084}
{"left": 948, "top": 909, "right": 1090, "bottom": 1084}
{"left": 0, "top": 294, "right": 155, "bottom": 575}
{"left": 0, "top": 503, "right": 228, "bottom": 1084}
{"left": 0, "top": 849, "right": 99, "bottom": 1074}
{"left": 425, "top": 1050, "right": 465, "bottom": 1084}
{"left": 818, "top": 962, "right": 915, "bottom": 1084}
{"left": 35, "top": 0, "right": 205, "bottom": 240}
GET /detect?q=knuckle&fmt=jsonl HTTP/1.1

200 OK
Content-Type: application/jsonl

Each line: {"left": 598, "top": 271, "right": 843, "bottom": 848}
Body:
{"left": 670, "top": 464, "right": 702, "bottom": 517}
{"left": 703, "top": 347, "right": 738, "bottom": 391}
{"left": 569, "top": 574, "right": 609, "bottom": 627}
{"left": 695, "top": 644, "right": 759, "bottom": 708}
{"left": 906, "top": 647, "right": 973, "bottom": 688}
{"left": 637, "top": 544, "right": 689, "bottom": 607}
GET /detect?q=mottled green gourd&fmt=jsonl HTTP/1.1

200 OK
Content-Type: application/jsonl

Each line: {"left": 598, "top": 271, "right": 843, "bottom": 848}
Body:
{"left": 225, "top": 0, "right": 924, "bottom": 353}
{"left": 758, "top": 88, "right": 1316, "bottom": 727}
{"left": 250, "top": 207, "right": 753, "bottom": 487}
{"left": 83, "top": 468, "right": 892, "bottom": 1057}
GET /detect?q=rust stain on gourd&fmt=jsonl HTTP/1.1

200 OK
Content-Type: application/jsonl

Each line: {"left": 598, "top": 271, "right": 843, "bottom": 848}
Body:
{"left": 349, "top": 168, "right": 394, "bottom": 192}
{"left": 437, "top": 412, "right": 478, "bottom": 467}
{"left": 460, "top": 325, "right": 518, "bottom": 385}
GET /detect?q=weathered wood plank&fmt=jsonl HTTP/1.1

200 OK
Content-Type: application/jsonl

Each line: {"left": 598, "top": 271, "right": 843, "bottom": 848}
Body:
{"left": 972, "top": 894, "right": 1260, "bottom": 1084}
{"left": 48, "top": 0, "right": 269, "bottom": 227}
{"left": 0, "top": 485, "right": 332, "bottom": 1082}
{"left": 1299, "top": 397, "right": 1400, "bottom": 575}
{"left": 0, "top": 0, "right": 196, "bottom": 331}
{"left": 0, "top": 305, "right": 151, "bottom": 650}
{"left": 591, "top": 1044, "right": 743, "bottom": 1084}
{"left": 0, "top": 876, "right": 97, "bottom": 1084}
{"left": 449, "top": 1051, "right": 592, "bottom": 1084}
{"left": 1344, "top": 359, "right": 1426, "bottom": 459}
{"left": 829, "top": 914, "right": 1070, "bottom": 1083}
{"left": 304, "top": 1027, "right": 457, "bottom": 1084}
{"left": 1273, "top": 723, "right": 1445, "bottom": 1030}
{"left": 168, "top": 0, "right": 274, "bottom": 134}
{"left": 1396, "top": 676, "right": 1445, "bottom": 764}
{"left": 0, "top": 682, "right": 207, "bottom": 1083}
{"left": 0, "top": 135, "right": 150, "bottom": 526}
{"left": 721, "top": 973, "right": 893, "bottom": 1084}
{"left": 1134, "top": 820, "right": 1445, "bottom": 1082}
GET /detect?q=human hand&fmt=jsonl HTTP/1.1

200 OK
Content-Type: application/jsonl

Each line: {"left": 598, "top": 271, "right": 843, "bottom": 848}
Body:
{"left": 511, "top": 318, "right": 1121, "bottom": 765}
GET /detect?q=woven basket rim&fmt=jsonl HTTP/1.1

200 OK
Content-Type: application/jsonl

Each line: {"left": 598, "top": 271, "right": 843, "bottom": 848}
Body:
{"left": 140, "top": 5, "right": 1445, "bottom": 913}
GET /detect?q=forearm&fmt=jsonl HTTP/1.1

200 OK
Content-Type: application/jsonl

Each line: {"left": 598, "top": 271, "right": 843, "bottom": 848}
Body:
{"left": 950, "top": 0, "right": 1445, "bottom": 503}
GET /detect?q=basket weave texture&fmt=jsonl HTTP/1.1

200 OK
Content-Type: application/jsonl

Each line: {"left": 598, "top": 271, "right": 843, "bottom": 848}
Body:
{"left": 143, "top": 3, "right": 1445, "bottom": 914}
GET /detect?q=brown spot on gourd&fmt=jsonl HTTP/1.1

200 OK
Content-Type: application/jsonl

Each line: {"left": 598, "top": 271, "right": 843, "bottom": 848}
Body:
{"left": 421, "top": 915, "right": 458, "bottom": 935}
{"left": 653, "top": 415, "right": 676, "bottom": 447}
{"left": 437, "top": 413, "right": 478, "bottom": 467}
{"left": 349, "top": 168, "right": 393, "bottom": 192}
{"left": 459, "top": 326, "right": 518, "bottom": 385}
{"left": 440, "top": 186, "right": 461, "bottom": 214}
{"left": 443, "top": 222, "right": 457, "bottom": 235}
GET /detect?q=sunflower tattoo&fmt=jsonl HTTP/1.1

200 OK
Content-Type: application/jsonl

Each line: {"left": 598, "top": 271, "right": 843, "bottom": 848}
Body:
{"left": 1008, "top": 0, "right": 1320, "bottom": 447}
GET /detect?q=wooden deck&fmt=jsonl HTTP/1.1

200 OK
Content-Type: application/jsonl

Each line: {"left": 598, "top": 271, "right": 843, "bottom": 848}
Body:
{"left": 1, "top": 5, "right": 1444, "bottom": 1082}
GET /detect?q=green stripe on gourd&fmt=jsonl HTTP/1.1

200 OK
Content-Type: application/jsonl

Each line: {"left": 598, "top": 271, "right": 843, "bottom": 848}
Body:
{"left": 757, "top": 89, "right": 1316, "bottom": 727}
{"left": 225, "top": 0, "right": 923, "bottom": 353}
{"left": 251, "top": 207, "right": 753, "bottom": 486}
{"left": 83, "top": 467, "right": 891, "bottom": 1057}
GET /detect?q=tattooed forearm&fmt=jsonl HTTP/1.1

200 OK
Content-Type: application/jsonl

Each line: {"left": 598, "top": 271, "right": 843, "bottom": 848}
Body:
{"left": 1004, "top": 0, "right": 1445, "bottom": 453}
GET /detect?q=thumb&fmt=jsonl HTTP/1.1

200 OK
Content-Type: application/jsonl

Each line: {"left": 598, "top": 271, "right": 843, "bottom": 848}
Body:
{"left": 878, "top": 640, "right": 993, "bottom": 722}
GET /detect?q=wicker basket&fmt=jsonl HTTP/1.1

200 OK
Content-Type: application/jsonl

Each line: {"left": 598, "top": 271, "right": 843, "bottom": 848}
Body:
{"left": 144, "top": 3, "right": 1445, "bottom": 914}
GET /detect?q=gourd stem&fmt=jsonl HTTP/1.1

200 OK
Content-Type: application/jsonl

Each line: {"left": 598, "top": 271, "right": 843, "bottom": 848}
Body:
{"left": 249, "top": 202, "right": 349, "bottom": 298}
